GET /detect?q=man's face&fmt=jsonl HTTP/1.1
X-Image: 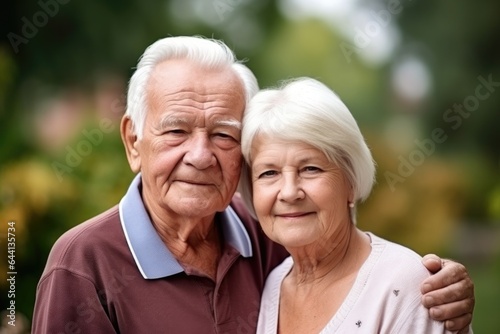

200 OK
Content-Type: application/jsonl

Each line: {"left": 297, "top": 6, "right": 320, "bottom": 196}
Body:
{"left": 126, "top": 59, "right": 246, "bottom": 220}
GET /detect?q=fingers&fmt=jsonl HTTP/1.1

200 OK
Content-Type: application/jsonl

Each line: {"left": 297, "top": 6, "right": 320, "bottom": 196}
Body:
{"left": 446, "top": 313, "right": 473, "bottom": 333}
{"left": 422, "top": 253, "right": 443, "bottom": 274}
{"left": 422, "top": 276, "right": 474, "bottom": 308}
{"left": 421, "top": 259, "right": 468, "bottom": 295}
{"left": 427, "top": 297, "right": 475, "bottom": 320}
{"left": 421, "top": 258, "right": 475, "bottom": 331}
{"left": 422, "top": 280, "right": 475, "bottom": 314}
{"left": 425, "top": 298, "right": 475, "bottom": 332}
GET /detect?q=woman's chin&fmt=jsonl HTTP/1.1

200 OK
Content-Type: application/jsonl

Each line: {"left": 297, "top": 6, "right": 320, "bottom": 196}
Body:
{"left": 274, "top": 234, "right": 320, "bottom": 250}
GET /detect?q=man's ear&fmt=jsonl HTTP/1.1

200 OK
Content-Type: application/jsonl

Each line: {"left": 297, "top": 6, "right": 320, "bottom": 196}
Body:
{"left": 120, "top": 116, "right": 141, "bottom": 173}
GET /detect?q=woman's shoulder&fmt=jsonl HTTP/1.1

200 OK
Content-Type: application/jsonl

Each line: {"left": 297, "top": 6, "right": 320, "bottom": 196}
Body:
{"left": 368, "top": 232, "right": 428, "bottom": 264}
{"left": 351, "top": 232, "right": 452, "bottom": 334}
{"left": 364, "top": 232, "right": 432, "bottom": 286}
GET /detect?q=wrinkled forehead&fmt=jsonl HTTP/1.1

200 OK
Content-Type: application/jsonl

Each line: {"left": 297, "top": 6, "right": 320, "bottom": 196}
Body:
{"left": 148, "top": 59, "right": 244, "bottom": 95}
{"left": 146, "top": 59, "right": 246, "bottom": 118}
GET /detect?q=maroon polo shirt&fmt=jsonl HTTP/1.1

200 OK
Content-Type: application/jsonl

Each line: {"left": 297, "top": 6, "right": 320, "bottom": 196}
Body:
{"left": 32, "top": 176, "right": 288, "bottom": 334}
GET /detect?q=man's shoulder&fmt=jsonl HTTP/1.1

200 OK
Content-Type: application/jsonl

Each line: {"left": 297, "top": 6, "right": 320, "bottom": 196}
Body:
{"left": 42, "top": 205, "right": 123, "bottom": 274}
{"left": 56, "top": 205, "right": 121, "bottom": 246}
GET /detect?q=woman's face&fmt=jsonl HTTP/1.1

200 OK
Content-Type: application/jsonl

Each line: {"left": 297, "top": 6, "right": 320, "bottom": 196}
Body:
{"left": 251, "top": 135, "right": 353, "bottom": 250}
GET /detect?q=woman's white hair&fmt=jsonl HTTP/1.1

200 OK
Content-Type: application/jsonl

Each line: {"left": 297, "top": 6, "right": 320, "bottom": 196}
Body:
{"left": 239, "top": 77, "right": 376, "bottom": 218}
{"left": 125, "top": 36, "right": 259, "bottom": 138}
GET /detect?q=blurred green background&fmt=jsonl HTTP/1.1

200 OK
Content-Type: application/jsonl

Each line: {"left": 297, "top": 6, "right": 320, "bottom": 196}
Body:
{"left": 1, "top": 0, "right": 499, "bottom": 332}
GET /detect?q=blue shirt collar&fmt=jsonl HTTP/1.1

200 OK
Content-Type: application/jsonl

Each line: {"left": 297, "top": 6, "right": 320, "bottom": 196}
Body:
{"left": 119, "top": 174, "right": 253, "bottom": 279}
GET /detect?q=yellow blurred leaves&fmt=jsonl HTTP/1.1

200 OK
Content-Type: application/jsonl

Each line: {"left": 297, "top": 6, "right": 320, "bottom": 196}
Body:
{"left": 0, "top": 159, "right": 76, "bottom": 233}
{"left": 358, "top": 136, "right": 467, "bottom": 255}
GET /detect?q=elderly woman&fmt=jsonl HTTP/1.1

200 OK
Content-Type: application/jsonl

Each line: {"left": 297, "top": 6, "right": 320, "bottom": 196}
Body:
{"left": 239, "top": 78, "right": 465, "bottom": 333}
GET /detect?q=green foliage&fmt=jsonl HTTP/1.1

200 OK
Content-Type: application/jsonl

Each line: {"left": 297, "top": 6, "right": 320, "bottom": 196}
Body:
{"left": 0, "top": 121, "right": 133, "bottom": 320}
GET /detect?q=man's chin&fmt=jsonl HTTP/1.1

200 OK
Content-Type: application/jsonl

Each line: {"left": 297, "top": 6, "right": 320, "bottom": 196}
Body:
{"left": 166, "top": 200, "right": 221, "bottom": 218}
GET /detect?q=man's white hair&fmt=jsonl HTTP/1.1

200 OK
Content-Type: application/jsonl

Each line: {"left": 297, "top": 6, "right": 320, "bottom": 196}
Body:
{"left": 125, "top": 36, "right": 259, "bottom": 138}
{"left": 239, "top": 77, "right": 376, "bottom": 218}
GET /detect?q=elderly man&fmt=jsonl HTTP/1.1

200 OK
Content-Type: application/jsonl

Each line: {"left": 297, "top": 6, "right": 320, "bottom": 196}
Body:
{"left": 32, "top": 36, "right": 474, "bottom": 333}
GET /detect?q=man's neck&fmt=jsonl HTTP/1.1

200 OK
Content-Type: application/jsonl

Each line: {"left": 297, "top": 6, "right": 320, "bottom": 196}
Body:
{"left": 150, "top": 210, "right": 222, "bottom": 281}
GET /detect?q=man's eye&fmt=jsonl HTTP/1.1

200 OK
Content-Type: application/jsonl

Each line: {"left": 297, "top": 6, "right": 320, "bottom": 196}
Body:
{"left": 214, "top": 133, "right": 235, "bottom": 140}
{"left": 165, "top": 129, "right": 186, "bottom": 135}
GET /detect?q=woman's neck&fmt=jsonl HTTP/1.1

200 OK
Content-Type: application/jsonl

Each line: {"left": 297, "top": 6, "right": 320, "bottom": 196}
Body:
{"left": 286, "top": 227, "right": 371, "bottom": 286}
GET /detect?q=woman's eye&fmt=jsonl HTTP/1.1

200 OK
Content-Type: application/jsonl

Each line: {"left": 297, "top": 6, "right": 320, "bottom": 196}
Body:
{"left": 258, "top": 170, "right": 277, "bottom": 178}
{"left": 302, "top": 166, "right": 321, "bottom": 173}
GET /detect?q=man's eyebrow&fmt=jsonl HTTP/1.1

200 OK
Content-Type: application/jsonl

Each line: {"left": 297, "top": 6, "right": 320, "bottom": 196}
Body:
{"left": 157, "top": 115, "right": 189, "bottom": 129}
{"left": 155, "top": 115, "right": 241, "bottom": 130}
{"left": 214, "top": 119, "right": 242, "bottom": 130}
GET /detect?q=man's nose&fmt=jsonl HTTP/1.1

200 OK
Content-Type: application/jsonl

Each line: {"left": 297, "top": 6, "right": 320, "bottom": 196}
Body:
{"left": 183, "top": 133, "right": 217, "bottom": 169}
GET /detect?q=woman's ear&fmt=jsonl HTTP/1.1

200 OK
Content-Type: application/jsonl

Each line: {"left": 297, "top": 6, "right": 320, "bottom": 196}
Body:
{"left": 120, "top": 116, "right": 141, "bottom": 173}
{"left": 349, "top": 189, "right": 355, "bottom": 205}
{"left": 346, "top": 173, "right": 355, "bottom": 205}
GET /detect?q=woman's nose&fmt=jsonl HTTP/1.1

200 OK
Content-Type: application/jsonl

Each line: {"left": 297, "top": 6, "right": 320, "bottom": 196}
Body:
{"left": 277, "top": 172, "right": 305, "bottom": 202}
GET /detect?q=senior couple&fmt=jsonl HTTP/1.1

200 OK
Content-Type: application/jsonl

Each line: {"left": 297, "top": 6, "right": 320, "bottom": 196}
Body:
{"left": 33, "top": 36, "right": 474, "bottom": 333}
